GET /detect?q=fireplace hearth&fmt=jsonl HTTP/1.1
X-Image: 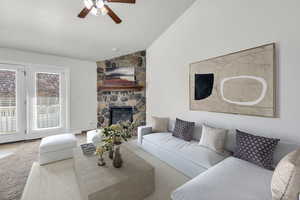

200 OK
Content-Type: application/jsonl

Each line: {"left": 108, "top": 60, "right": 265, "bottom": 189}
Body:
{"left": 109, "top": 106, "right": 133, "bottom": 125}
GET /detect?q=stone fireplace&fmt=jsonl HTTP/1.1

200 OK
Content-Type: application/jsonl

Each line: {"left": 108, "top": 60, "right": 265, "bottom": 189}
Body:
{"left": 109, "top": 106, "right": 133, "bottom": 125}
{"left": 97, "top": 51, "right": 146, "bottom": 128}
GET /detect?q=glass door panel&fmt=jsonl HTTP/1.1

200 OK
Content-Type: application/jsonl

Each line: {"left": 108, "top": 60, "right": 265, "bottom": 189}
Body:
{"left": 0, "top": 64, "right": 25, "bottom": 143}
{"left": 27, "top": 67, "right": 67, "bottom": 136}
{"left": 34, "top": 72, "right": 61, "bottom": 130}
{"left": 0, "top": 63, "right": 68, "bottom": 143}
{"left": 0, "top": 70, "right": 17, "bottom": 134}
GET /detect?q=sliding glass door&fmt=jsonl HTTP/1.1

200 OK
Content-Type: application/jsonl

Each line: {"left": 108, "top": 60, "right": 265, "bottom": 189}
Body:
{"left": 0, "top": 64, "right": 26, "bottom": 142}
{"left": 0, "top": 63, "right": 69, "bottom": 143}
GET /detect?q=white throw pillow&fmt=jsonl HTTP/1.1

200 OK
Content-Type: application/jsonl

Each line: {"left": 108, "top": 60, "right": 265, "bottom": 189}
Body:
{"left": 151, "top": 116, "right": 169, "bottom": 133}
{"left": 271, "top": 149, "right": 300, "bottom": 200}
{"left": 199, "top": 124, "right": 228, "bottom": 154}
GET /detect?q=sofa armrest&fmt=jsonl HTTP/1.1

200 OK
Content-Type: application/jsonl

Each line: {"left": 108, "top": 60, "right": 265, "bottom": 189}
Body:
{"left": 137, "top": 126, "right": 152, "bottom": 145}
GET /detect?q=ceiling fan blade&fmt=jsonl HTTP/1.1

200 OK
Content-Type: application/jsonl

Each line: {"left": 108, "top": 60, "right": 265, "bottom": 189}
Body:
{"left": 106, "top": 0, "right": 135, "bottom": 4}
{"left": 78, "top": 7, "right": 91, "bottom": 18}
{"left": 104, "top": 5, "right": 122, "bottom": 24}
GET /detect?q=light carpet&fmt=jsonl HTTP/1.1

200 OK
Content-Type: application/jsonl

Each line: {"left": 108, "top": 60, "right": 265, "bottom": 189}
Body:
{"left": 21, "top": 140, "right": 190, "bottom": 200}
{"left": 0, "top": 134, "right": 87, "bottom": 200}
{"left": 0, "top": 140, "right": 40, "bottom": 200}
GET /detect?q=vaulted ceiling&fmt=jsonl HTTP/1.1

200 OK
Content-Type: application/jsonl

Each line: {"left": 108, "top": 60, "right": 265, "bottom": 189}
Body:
{"left": 0, "top": 0, "right": 196, "bottom": 61}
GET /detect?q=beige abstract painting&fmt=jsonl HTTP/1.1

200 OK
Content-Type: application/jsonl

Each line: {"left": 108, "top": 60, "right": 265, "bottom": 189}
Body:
{"left": 190, "top": 43, "right": 275, "bottom": 117}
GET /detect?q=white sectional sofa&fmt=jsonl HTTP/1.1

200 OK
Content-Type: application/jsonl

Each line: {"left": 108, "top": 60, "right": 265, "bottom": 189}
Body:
{"left": 137, "top": 125, "right": 299, "bottom": 200}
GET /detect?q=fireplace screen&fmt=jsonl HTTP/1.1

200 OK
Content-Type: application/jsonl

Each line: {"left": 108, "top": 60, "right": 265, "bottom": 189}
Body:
{"left": 109, "top": 106, "right": 133, "bottom": 125}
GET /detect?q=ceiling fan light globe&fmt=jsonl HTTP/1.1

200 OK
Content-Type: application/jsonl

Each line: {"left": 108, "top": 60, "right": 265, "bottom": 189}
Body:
{"left": 100, "top": 6, "right": 108, "bottom": 15}
{"left": 96, "top": 0, "right": 105, "bottom": 8}
{"left": 84, "top": 0, "right": 93, "bottom": 9}
{"left": 91, "top": 7, "right": 100, "bottom": 16}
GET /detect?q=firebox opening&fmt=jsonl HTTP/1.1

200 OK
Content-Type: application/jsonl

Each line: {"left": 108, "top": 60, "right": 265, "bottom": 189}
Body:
{"left": 109, "top": 106, "right": 133, "bottom": 125}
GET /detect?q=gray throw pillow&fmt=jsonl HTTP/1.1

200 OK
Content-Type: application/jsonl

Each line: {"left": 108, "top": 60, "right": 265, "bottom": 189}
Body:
{"left": 172, "top": 118, "right": 195, "bottom": 141}
{"left": 233, "top": 130, "right": 280, "bottom": 170}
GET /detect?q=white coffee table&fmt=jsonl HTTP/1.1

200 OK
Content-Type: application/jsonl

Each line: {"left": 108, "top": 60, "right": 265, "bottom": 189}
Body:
{"left": 73, "top": 146, "right": 154, "bottom": 200}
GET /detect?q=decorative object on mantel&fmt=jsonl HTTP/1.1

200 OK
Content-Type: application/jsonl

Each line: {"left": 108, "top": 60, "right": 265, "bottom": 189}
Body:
{"left": 94, "top": 121, "right": 138, "bottom": 168}
{"left": 97, "top": 62, "right": 144, "bottom": 91}
{"left": 189, "top": 43, "right": 276, "bottom": 117}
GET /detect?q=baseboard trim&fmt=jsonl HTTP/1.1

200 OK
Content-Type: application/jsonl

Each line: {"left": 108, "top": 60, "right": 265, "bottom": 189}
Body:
{"left": 0, "top": 127, "right": 95, "bottom": 144}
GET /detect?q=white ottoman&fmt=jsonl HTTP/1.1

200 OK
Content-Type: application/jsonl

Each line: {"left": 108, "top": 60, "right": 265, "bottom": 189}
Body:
{"left": 39, "top": 134, "right": 77, "bottom": 165}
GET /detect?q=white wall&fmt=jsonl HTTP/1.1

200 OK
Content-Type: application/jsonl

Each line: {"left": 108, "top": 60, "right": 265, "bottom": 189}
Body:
{"left": 0, "top": 48, "right": 97, "bottom": 132}
{"left": 147, "top": 0, "right": 300, "bottom": 143}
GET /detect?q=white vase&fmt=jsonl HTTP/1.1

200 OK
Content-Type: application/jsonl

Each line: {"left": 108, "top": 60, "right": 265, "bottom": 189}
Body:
{"left": 90, "top": 129, "right": 103, "bottom": 146}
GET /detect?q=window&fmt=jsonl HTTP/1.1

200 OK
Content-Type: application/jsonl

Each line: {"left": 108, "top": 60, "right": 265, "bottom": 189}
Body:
{"left": 34, "top": 72, "right": 61, "bottom": 129}
{"left": 28, "top": 67, "right": 69, "bottom": 135}
{"left": 0, "top": 69, "right": 17, "bottom": 133}
{"left": 0, "top": 64, "right": 26, "bottom": 142}
{"left": 0, "top": 63, "right": 69, "bottom": 143}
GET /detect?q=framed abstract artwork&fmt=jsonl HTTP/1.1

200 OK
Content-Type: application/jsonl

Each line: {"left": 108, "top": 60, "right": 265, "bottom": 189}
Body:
{"left": 189, "top": 43, "right": 276, "bottom": 117}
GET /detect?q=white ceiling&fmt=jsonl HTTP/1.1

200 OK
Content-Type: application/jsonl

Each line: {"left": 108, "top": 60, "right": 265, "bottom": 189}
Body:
{"left": 0, "top": 0, "right": 196, "bottom": 61}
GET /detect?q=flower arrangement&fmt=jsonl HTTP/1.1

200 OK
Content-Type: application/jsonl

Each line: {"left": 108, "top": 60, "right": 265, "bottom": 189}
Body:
{"left": 95, "top": 120, "right": 139, "bottom": 167}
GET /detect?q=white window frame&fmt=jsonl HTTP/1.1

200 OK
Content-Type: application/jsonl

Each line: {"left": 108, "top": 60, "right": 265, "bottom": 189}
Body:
{"left": 26, "top": 65, "right": 70, "bottom": 138}
{"left": 0, "top": 63, "right": 26, "bottom": 143}
{"left": 0, "top": 61, "right": 70, "bottom": 143}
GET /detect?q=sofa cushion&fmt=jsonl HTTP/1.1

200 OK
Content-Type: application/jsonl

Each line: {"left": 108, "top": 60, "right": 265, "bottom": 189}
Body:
{"left": 271, "top": 149, "right": 300, "bottom": 200}
{"left": 273, "top": 141, "right": 300, "bottom": 166}
{"left": 172, "top": 118, "right": 195, "bottom": 141}
{"left": 234, "top": 130, "right": 280, "bottom": 170}
{"left": 143, "top": 133, "right": 227, "bottom": 169}
{"left": 171, "top": 157, "right": 273, "bottom": 200}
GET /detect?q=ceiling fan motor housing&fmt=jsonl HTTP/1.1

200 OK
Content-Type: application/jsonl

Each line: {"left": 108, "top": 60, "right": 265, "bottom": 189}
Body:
{"left": 92, "top": 0, "right": 106, "bottom": 8}
{"left": 79, "top": 0, "right": 135, "bottom": 23}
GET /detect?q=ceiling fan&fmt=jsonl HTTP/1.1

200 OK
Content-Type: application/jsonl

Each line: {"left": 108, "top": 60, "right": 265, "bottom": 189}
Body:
{"left": 77, "top": 0, "right": 136, "bottom": 24}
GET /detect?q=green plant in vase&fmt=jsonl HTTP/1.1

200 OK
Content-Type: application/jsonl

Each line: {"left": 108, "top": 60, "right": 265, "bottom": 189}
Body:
{"left": 95, "top": 146, "right": 106, "bottom": 166}
{"left": 100, "top": 121, "right": 138, "bottom": 167}
{"left": 101, "top": 124, "right": 123, "bottom": 160}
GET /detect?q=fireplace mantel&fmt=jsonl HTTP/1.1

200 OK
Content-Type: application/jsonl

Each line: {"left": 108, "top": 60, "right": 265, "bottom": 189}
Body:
{"left": 99, "top": 85, "right": 144, "bottom": 91}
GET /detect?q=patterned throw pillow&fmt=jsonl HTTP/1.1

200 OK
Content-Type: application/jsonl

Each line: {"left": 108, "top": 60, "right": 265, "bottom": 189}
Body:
{"left": 172, "top": 118, "right": 195, "bottom": 141}
{"left": 233, "top": 130, "right": 280, "bottom": 170}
